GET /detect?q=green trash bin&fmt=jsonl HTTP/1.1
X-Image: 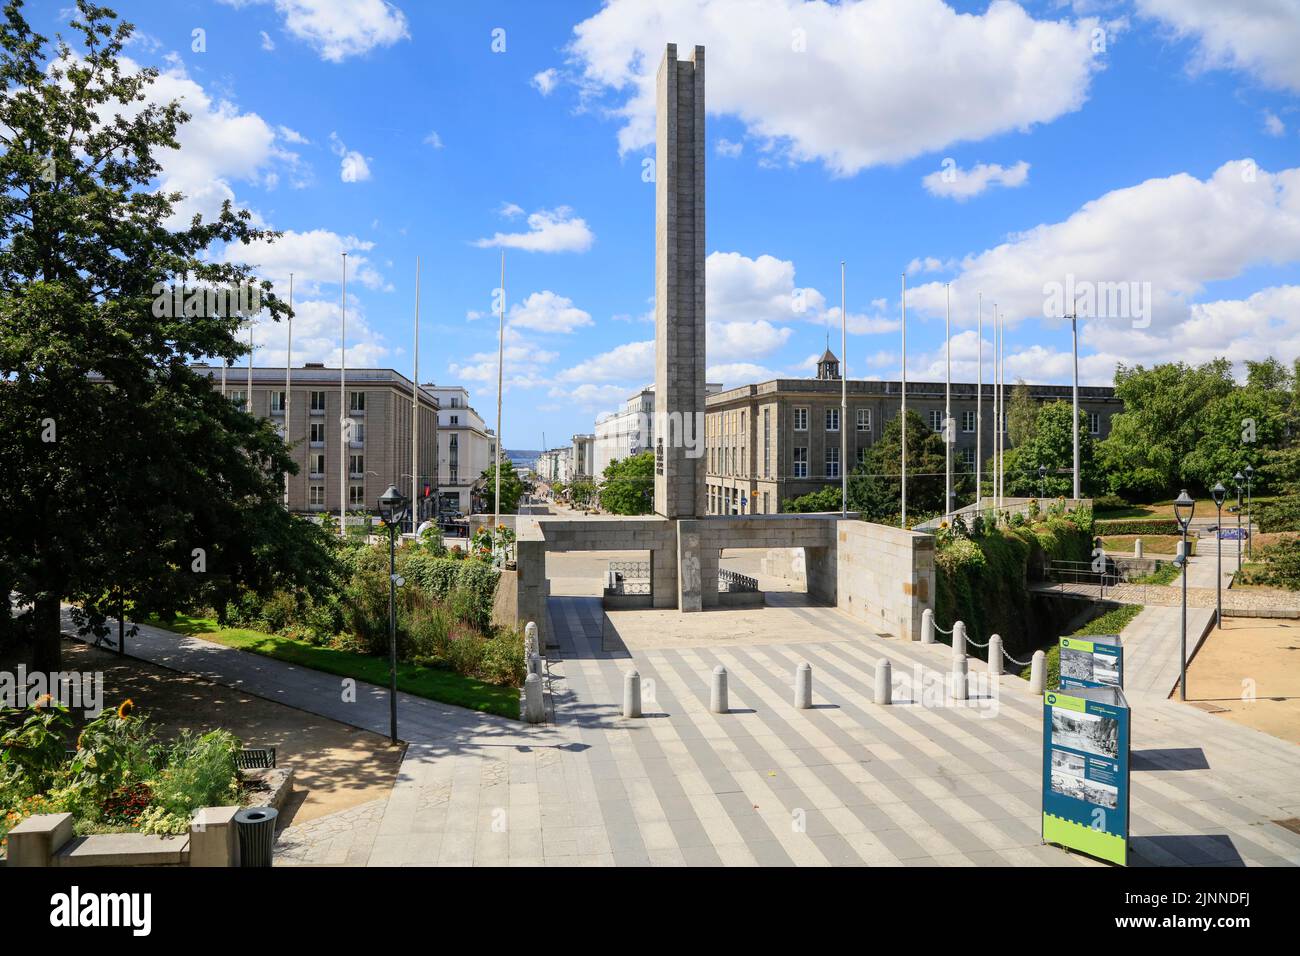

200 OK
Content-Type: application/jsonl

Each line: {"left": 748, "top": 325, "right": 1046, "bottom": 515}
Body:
{"left": 234, "top": 807, "right": 278, "bottom": 867}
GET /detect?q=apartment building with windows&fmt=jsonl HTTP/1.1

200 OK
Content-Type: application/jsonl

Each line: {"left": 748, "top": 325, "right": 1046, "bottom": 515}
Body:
{"left": 193, "top": 364, "right": 439, "bottom": 521}
{"left": 702, "top": 349, "right": 1120, "bottom": 515}
{"left": 593, "top": 382, "right": 726, "bottom": 479}
{"left": 424, "top": 385, "right": 495, "bottom": 515}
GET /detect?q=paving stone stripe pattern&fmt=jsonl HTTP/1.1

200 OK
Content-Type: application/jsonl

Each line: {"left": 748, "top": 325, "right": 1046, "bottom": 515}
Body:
{"left": 353, "top": 596, "right": 1300, "bottom": 867}
{"left": 69, "top": 604, "right": 1300, "bottom": 866}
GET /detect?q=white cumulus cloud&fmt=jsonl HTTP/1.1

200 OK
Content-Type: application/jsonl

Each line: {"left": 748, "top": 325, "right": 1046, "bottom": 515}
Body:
{"left": 473, "top": 206, "right": 594, "bottom": 253}
{"left": 221, "top": 0, "right": 410, "bottom": 63}
{"left": 922, "top": 160, "right": 1030, "bottom": 201}
{"left": 1138, "top": 0, "right": 1300, "bottom": 93}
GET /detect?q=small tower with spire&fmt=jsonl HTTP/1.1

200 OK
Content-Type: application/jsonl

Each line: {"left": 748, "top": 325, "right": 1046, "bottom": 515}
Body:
{"left": 816, "top": 337, "right": 841, "bottom": 381}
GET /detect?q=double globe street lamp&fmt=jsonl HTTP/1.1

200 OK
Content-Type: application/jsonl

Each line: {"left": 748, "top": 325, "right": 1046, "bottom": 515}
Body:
{"left": 378, "top": 484, "right": 410, "bottom": 745}
{"left": 1173, "top": 490, "right": 1195, "bottom": 702}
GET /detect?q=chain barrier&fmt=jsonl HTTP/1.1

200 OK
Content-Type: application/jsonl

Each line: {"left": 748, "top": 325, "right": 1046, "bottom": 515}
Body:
{"left": 938, "top": 616, "right": 1032, "bottom": 668}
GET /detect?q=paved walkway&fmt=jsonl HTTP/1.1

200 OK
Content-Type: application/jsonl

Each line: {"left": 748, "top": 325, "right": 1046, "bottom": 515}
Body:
{"left": 67, "top": 606, "right": 1300, "bottom": 866}
{"left": 1117, "top": 605, "right": 1216, "bottom": 700}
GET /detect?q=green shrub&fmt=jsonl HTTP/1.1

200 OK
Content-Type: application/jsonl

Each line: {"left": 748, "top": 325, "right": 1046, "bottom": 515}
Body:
{"left": 149, "top": 729, "right": 239, "bottom": 820}
{"left": 404, "top": 555, "right": 500, "bottom": 631}
{"left": 481, "top": 629, "right": 525, "bottom": 686}
{"left": 1255, "top": 495, "right": 1300, "bottom": 533}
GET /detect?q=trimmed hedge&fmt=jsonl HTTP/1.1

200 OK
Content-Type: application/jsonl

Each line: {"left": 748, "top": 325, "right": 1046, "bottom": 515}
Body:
{"left": 1095, "top": 518, "right": 1181, "bottom": 535}
{"left": 402, "top": 554, "right": 500, "bottom": 631}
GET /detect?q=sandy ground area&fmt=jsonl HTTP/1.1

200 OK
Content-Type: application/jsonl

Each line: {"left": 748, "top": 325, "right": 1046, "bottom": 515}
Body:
{"left": 1, "top": 639, "right": 402, "bottom": 827}
{"left": 1182, "top": 617, "right": 1300, "bottom": 746}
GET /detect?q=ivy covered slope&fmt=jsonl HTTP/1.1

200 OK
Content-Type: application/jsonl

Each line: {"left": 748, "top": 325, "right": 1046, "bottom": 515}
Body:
{"left": 933, "top": 502, "right": 1095, "bottom": 659}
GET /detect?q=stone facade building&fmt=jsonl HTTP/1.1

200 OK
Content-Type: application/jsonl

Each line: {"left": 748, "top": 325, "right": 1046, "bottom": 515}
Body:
{"left": 193, "top": 364, "right": 439, "bottom": 521}
{"left": 425, "top": 384, "right": 494, "bottom": 516}
{"left": 702, "top": 349, "right": 1121, "bottom": 515}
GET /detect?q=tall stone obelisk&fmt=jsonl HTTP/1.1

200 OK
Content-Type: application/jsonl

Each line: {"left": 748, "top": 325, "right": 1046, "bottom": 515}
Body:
{"left": 653, "top": 43, "right": 707, "bottom": 522}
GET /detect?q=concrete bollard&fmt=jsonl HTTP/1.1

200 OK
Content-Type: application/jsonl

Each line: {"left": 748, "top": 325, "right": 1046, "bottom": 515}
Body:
{"left": 524, "top": 621, "right": 539, "bottom": 659}
{"left": 1133, "top": 539, "right": 1143, "bottom": 559}
{"left": 1029, "top": 650, "right": 1046, "bottom": 695}
{"left": 710, "top": 665, "right": 729, "bottom": 714}
{"left": 794, "top": 662, "right": 812, "bottom": 709}
{"left": 951, "top": 655, "right": 968, "bottom": 701}
{"left": 988, "top": 635, "right": 1003, "bottom": 676}
{"left": 524, "top": 673, "right": 544, "bottom": 723}
{"left": 921, "top": 608, "right": 935, "bottom": 645}
{"left": 952, "top": 621, "right": 966, "bottom": 659}
{"left": 527, "top": 654, "right": 541, "bottom": 677}
{"left": 623, "top": 669, "right": 642, "bottom": 718}
{"left": 874, "top": 658, "right": 892, "bottom": 705}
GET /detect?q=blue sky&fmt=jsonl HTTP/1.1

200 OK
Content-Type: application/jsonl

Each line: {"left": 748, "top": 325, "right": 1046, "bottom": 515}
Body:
{"left": 33, "top": 0, "right": 1300, "bottom": 448}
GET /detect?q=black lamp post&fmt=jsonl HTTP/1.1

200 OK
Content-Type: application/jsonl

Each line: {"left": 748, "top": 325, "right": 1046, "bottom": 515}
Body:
{"left": 1173, "top": 489, "right": 1195, "bottom": 702}
{"left": 1211, "top": 481, "right": 1226, "bottom": 630}
{"left": 378, "top": 484, "right": 409, "bottom": 744}
{"left": 1038, "top": 464, "right": 1047, "bottom": 500}
{"left": 1245, "top": 464, "right": 1254, "bottom": 559}
{"left": 1233, "top": 470, "right": 1245, "bottom": 571}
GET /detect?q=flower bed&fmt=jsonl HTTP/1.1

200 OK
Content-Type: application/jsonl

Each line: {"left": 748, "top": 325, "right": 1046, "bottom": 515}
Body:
{"left": 1, "top": 697, "right": 242, "bottom": 856}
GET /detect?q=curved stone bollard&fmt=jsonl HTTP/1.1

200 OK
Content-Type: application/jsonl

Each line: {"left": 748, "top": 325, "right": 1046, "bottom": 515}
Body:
{"left": 1029, "top": 650, "right": 1046, "bottom": 695}
{"left": 1133, "top": 539, "right": 1143, "bottom": 560}
{"left": 527, "top": 654, "right": 542, "bottom": 677}
{"left": 794, "top": 662, "right": 812, "bottom": 709}
{"left": 952, "top": 621, "right": 966, "bottom": 659}
{"left": 623, "top": 669, "right": 642, "bottom": 718}
{"left": 524, "top": 621, "right": 539, "bottom": 659}
{"left": 921, "top": 608, "right": 935, "bottom": 645}
{"left": 988, "top": 635, "right": 1003, "bottom": 676}
{"left": 951, "top": 656, "right": 968, "bottom": 701}
{"left": 524, "top": 673, "right": 544, "bottom": 723}
{"left": 710, "top": 665, "right": 729, "bottom": 714}
{"left": 874, "top": 658, "right": 892, "bottom": 705}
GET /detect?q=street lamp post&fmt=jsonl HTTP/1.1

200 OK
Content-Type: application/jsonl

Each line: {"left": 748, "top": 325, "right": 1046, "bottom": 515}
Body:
{"left": 1038, "top": 464, "right": 1047, "bottom": 501}
{"left": 1233, "top": 471, "right": 1245, "bottom": 572}
{"left": 1245, "top": 464, "right": 1254, "bottom": 559}
{"left": 1173, "top": 490, "right": 1195, "bottom": 702}
{"left": 378, "top": 484, "right": 409, "bottom": 745}
{"left": 1211, "top": 481, "right": 1226, "bottom": 630}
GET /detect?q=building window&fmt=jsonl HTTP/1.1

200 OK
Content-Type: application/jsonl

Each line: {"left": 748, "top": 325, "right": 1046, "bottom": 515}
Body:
{"left": 763, "top": 408, "right": 771, "bottom": 478}
{"left": 349, "top": 391, "right": 366, "bottom": 413}
{"left": 309, "top": 485, "right": 324, "bottom": 506}
{"left": 762, "top": 492, "right": 769, "bottom": 515}
{"left": 794, "top": 407, "right": 808, "bottom": 431}
{"left": 826, "top": 447, "right": 840, "bottom": 479}
{"left": 825, "top": 408, "right": 840, "bottom": 432}
{"left": 309, "top": 422, "right": 326, "bottom": 445}
{"left": 450, "top": 396, "right": 461, "bottom": 408}
{"left": 448, "top": 434, "right": 459, "bottom": 484}
{"left": 929, "top": 410, "right": 943, "bottom": 433}
{"left": 793, "top": 446, "right": 808, "bottom": 478}
{"left": 960, "top": 447, "right": 976, "bottom": 466}
{"left": 856, "top": 408, "right": 871, "bottom": 432}
{"left": 857, "top": 446, "right": 869, "bottom": 467}
{"left": 309, "top": 453, "right": 325, "bottom": 476}
{"left": 1089, "top": 412, "right": 1101, "bottom": 435}
{"left": 349, "top": 485, "right": 366, "bottom": 506}
{"left": 229, "top": 389, "right": 246, "bottom": 408}
{"left": 349, "top": 422, "right": 365, "bottom": 446}
{"left": 270, "top": 390, "right": 286, "bottom": 413}
{"left": 310, "top": 390, "right": 326, "bottom": 413}
{"left": 962, "top": 410, "right": 976, "bottom": 433}
{"left": 449, "top": 415, "right": 459, "bottom": 425}
{"left": 349, "top": 454, "right": 364, "bottom": 478}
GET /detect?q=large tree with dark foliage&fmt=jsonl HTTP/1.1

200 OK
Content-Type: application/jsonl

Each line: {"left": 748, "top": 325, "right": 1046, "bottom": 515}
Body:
{"left": 0, "top": 1, "right": 335, "bottom": 669}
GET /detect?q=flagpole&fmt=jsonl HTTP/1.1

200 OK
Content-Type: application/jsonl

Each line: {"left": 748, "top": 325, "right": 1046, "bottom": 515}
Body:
{"left": 285, "top": 273, "right": 293, "bottom": 509}
{"left": 944, "top": 282, "right": 951, "bottom": 518}
{"left": 1072, "top": 309, "right": 1081, "bottom": 501}
{"left": 339, "top": 252, "right": 348, "bottom": 537}
{"left": 976, "top": 291, "right": 982, "bottom": 511}
{"left": 992, "top": 303, "right": 999, "bottom": 513}
{"left": 998, "top": 306, "right": 1005, "bottom": 511}
{"left": 494, "top": 251, "right": 505, "bottom": 562}
{"left": 840, "top": 260, "right": 847, "bottom": 518}
{"left": 413, "top": 256, "right": 421, "bottom": 534}
{"left": 246, "top": 316, "right": 254, "bottom": 414}
{"left": 900, "top": 272, "right": 907, "bottom": 529}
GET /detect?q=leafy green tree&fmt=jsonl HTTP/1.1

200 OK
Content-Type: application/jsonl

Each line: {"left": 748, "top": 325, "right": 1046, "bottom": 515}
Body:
{"left": 599, "top": 451, "right": 654, "bottom": 515}
{"left": 1007, "top": 380, "right": 1039, "bottom": 447}
{"left": 0, "top": 1, "right": 335, "bottom": 669}
{"left": 1002, "top": 401, "right": 1095, "bottom": 497}
{"left": 479, "top": 458, "right": 523, "bottom": 514}
{"left": 782, "top": 485, "right": 841, "bottom": 513}
{"left": 845, "top": 410, "right": 970, "bottom": 522}
{"left": 1097, "top": 360, "right": 1235, "bottom": 500}
{"left": 1181, "top": 388, "right": 1288, "bottom": 491}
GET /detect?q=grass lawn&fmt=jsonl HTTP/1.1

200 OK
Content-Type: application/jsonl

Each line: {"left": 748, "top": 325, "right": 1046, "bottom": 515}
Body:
{"left": 1099, "top": 534, "right": 1188, "bottom": 555}
{"left": 1131, "top": 563, "right": 1180, "bottom": 586}
{"left": 1095, "top": 496, "right": 1275, "bottom": 521}
{"left": 145, "top": 615, "right": 520, "bottom": 720}
{"left": 1019, "top": 603, "right": 1144, "bottom": 688}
